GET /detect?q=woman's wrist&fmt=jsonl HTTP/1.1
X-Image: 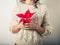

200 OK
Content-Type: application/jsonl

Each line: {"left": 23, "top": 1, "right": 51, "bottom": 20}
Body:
{"left": 35, "top": 25, "right": 40, "bottom": 31}
{"left": 18, "top": 28, "right": 21, "bottom": 30}
{"left": 16, "top": 26, "right": 21, "bottom": 32}
{"left": 14, "top": 25, "right": 21, "bottom": 32}
{"left": 35, "top": 25, "right": 45, "bottom": 34}
{"left": 16, "top": 25, "right": 21, "bottom": 31}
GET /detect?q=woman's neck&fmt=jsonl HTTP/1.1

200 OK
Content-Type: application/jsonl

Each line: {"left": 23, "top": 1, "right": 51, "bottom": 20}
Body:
{"left": 24, "top": 0, "right": 34, "bottom": 5}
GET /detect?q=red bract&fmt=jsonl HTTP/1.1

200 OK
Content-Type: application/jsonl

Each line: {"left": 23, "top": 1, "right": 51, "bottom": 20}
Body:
{"left": 16, "top": 10, "right": 35, "bottom": 23}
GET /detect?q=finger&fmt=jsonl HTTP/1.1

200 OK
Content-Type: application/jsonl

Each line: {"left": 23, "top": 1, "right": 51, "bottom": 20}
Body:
{"left": 23, "top": 28, "right": 29, "bottom": 30}
{"left": 24, "top": 23, "right": 30, "bottom": 26}
{"left": 24, "top": 25, "right": 30, "bottom": 30}
{"left": 24, "top": 26, "right": 29, "bottom": 28}
{"left": 19, "top": 22, "right": 23, "bottom": 25}
{"left": 30, "top": 21, "right": 33, "bottom": 23}
{"left": 20, "top": 22, "right": 23, "bottom": 24}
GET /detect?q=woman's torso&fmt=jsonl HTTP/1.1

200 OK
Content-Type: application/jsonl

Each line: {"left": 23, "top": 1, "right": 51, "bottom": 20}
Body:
{"left": 14, "top": 2, "right": 46, "bottom": 45}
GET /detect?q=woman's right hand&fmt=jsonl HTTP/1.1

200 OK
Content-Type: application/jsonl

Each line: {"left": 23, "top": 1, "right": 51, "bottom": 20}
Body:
{"left": 12, "top": 22, "right": 30, "bottom": 33}
{"left": 12, "top": 22, "right": 24, "bottom": 33}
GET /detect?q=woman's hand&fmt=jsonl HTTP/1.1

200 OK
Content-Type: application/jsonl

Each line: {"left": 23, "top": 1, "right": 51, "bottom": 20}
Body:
{"left": 12, "top": 21, "right": 45, "bottom": 34}
{"left": 12, "top": 22, "right": 24, "bottom": 33}
{"left": 24, "top": 21, "right": 38, "bottom": 30}
{"left": 24, "top": 21, "right": 45, "bottom": 34}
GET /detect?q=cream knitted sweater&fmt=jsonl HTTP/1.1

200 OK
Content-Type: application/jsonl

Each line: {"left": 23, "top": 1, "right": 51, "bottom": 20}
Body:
{"left": 9, "top": 1, "right": 52, "bottom": 45}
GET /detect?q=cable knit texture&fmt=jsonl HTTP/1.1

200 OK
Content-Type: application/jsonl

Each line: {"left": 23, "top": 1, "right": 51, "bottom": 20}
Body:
{"left": 9, "top": 1, "right": 52, "bottom": 45}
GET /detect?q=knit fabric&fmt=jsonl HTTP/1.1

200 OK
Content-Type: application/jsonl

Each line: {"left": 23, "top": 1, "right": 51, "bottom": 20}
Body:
{"left": 9, "top": 1, "right": 52, "bottom": 45}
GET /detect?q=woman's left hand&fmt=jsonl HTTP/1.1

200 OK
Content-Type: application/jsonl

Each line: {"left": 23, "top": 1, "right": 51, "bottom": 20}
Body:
{"left": 24, "top": 21, "right": 45, "bottom": 34}
{"left": 24, "top": 21, "right": 39, "bottom": 30}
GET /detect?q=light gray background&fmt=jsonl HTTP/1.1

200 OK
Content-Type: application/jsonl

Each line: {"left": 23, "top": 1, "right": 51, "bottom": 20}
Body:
{"left": 0, "top": 0, "right": 60, "bottom": 45}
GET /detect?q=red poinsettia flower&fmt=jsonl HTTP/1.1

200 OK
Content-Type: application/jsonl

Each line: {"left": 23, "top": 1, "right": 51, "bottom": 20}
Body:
{"left": 16, "top": 10, "right": 35, "bottom": 23}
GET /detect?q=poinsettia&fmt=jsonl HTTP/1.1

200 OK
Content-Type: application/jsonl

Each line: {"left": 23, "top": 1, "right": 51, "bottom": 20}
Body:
{"left": 16, "top": 10, "right": 35, "bottom": 23}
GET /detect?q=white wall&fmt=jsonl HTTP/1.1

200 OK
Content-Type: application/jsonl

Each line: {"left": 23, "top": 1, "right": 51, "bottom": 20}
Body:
{"left": 0, "top": 0, "right": 60, "bottom": 45}
{"left": 43, "top": 0, "right": 60, "bottom": 45}
{"left": 0, "top": 0, "right": 17, "bottom": 45}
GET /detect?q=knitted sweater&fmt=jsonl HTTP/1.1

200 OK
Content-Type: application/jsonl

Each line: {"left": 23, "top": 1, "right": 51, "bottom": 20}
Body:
{"left": 9, "top": 1, "right": 52, "bottom": 45}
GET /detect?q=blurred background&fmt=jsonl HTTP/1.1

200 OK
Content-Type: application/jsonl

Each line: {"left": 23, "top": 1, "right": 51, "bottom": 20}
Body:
{"left": 0, "top": 0, "right": 60, "bottom": 45}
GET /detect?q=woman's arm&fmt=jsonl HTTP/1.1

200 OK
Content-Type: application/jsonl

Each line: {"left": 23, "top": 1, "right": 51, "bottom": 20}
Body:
{"left": 35, "top": 25, "right": 45, "bottom": 35}
{"left": 12, "top": 24, "right": 20, "bottom": 33}
{"left": 24, "top": 22, "right": 45, "bottom": 35}
{"left": 9, "top": 4, "right": 22, "bottom": 33}
{"left": 11, "top": 22, "right": 24, "bottom": 33}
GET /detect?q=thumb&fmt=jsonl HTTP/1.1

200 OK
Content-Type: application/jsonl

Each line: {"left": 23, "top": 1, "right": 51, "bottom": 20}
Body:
{"left": 19, "top": 22, "right": 23, "bottom": 25}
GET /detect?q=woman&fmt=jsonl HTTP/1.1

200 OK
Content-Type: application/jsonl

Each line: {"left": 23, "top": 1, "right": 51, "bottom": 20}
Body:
{"left": 9, "top": 0, "right": 52, "bottom": 45}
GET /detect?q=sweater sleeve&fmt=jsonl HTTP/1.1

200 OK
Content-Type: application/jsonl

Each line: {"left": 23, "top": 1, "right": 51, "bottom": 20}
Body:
{"left": 41, "top": 5, "right": 53, "bottom": 36}
{"left": 9, "top": 5, "right": 19, "bottom": 32}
